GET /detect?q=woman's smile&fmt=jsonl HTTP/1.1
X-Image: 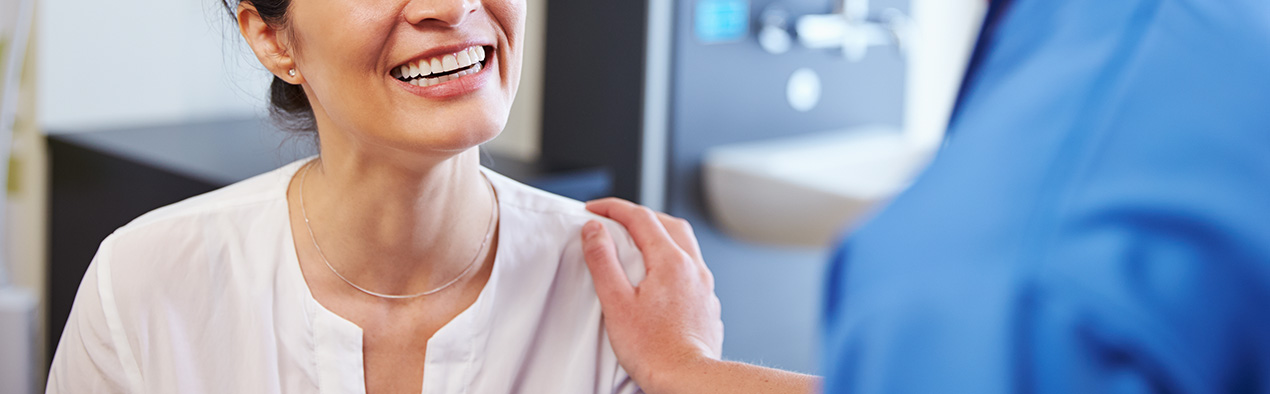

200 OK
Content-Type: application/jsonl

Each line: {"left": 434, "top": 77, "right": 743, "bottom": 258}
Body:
{"left": 255, "top": 0, "right": 525, "bottom": 153}
{"left": 390, "top": 43, "right": 497, "bottom": 99}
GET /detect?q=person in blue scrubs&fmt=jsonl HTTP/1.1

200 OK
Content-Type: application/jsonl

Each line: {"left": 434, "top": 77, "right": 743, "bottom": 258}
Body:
{"left": 579, "top": 0, "right": 1270, "bottom": 393}
{"left": 820, "top": 0, "right": 1270, "bottom": 392}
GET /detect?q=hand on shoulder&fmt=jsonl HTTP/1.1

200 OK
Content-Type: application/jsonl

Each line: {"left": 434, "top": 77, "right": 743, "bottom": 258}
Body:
{"left": 580, "top": 198, "right": 723, "bottom": 392}
{"left": 581, "top": 198, "right": 821, "bottom": 394}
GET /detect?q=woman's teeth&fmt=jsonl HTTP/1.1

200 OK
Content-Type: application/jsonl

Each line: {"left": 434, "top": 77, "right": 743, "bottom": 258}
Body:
{"left": 393, "top": 46, "right": 487, "bottom": 87}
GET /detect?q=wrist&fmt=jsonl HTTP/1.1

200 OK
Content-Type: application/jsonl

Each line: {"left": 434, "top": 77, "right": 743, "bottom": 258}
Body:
{"left": 641, "top": 353, "right": 720, "bottom": 394}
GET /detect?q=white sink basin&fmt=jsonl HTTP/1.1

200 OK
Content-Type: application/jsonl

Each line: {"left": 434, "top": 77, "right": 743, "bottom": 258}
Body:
{"left": 703, "top": 126, "right": 937, "bottom": 247}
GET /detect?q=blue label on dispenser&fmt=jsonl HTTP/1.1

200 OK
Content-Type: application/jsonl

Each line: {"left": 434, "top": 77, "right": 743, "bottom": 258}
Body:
{"left": 695, "top": 0, "right": 749, "bottom": 43}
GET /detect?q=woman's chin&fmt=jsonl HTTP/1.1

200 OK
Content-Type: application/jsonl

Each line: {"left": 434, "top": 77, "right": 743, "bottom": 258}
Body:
{"left": 326, "top": 94, "right": 511, "bottom": 158}
{"left": 384, "top": 127, "right": 504, "bottom": 156}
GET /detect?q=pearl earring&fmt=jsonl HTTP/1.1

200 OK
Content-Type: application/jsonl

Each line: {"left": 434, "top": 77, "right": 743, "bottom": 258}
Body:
{"left": 288, "top": 69, "right": 296, "bottom": 77}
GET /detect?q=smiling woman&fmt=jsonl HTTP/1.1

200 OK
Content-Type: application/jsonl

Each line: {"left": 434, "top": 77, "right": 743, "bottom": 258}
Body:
{"left": 43, "top": 0, "right": 646, "bottom": 392}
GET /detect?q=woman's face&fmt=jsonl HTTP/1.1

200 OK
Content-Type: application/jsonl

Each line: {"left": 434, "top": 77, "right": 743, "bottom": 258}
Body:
{"left": 282, "top": 0, "right": 525, "bottom": 155}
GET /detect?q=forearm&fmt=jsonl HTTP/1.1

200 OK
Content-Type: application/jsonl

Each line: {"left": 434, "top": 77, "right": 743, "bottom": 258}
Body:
{"left": 646, "top": 357, "right": 821, "bottom": 394}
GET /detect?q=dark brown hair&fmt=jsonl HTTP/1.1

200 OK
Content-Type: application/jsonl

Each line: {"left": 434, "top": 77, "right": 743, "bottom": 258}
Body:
{"left": 222, "top": 0, "right": 316, "bottom": 133}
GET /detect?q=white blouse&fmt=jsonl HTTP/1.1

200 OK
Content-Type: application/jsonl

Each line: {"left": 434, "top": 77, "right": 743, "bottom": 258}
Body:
{"left": 47, "top": 158, "right": 646, "bottom": 394}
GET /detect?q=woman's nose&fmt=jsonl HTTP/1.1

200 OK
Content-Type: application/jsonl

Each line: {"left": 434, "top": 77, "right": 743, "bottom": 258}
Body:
{"left": 403, "top": 0, "right": 478, "bottom": 27}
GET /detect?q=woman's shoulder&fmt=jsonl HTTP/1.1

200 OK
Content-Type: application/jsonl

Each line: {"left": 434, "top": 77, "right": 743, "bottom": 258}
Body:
{"left": 118, "top": 159, "right": 305, "bottom": 233}
{"left": 482, "top": 168, "right": 647, "bottom": 286}
{"left": 69, "top": 162, "right": 310, "bottom": 381}
{"left": 481, "top": 167, "right": 629, "bottom": 240}
{"left": 98, "top": 159, "right": 306, "bottom": 285}
{"left": 481, "top": 168, "right": 592, "bottom": 218}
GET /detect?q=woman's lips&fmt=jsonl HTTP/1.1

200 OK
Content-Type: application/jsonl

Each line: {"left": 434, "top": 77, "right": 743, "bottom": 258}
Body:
{"left": 393, "top": 46, "right": 495, "bottom": 99}
{"left": 392, "top": 45, "right": 488, "bottom": 86}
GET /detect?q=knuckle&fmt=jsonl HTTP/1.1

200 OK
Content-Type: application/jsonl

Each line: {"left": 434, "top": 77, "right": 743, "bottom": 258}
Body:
{"left": 651, "top": 248, "right": 684, "bottom": 265}
{"left": 675, "top": 249, "right": 695, "bottom": 264}
{"left": 666, "top": 218, "right": 692, "bottom": 236}
{"left": 673, "top": 217, "right": 692, "bottom": 230}
{"left": 636, "top": 206, "right": 657, "bottom": 220}
{"left": 583, "top": 241, "right": 610, "bottom": 263}
{"left": 700, "top": 270, "right": 715, "bottom": 288}
{"left": 671, "top": 251, "right": 696, "bottom": 271}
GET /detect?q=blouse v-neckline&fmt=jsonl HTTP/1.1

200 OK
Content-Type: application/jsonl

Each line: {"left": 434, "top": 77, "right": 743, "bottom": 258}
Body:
{"left": 274, "top": 158, "right": 505, "bottom": 393}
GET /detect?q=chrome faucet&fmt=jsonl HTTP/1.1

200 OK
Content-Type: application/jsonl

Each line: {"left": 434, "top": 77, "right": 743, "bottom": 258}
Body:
{"left": 761, "top": 0, "right": 910, "bottom": 61}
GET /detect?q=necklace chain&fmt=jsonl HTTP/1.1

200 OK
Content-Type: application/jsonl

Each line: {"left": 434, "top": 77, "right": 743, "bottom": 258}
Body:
{"left": 298, "top": 161, "right": 497, "bottom": 300}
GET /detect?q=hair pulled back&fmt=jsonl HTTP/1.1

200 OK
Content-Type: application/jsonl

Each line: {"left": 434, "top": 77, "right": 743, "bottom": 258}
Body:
{"left": 222, "top": 0, "right": 316, "bottom": 133}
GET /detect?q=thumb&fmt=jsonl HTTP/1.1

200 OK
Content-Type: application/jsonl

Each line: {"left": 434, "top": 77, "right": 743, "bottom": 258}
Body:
{"left": 582, "top": 220, "right": 635, "bottom": 308}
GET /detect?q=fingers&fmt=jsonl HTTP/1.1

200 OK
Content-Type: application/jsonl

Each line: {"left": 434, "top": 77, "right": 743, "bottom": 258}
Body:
{"left": 583, "top": 197, "right": 629, "bottom": 217}
{"left": 587, "top": 198, "right": 714, "bottom": 281}
{"left": 585, "top": 198, "right": 678, "bottom": 258}
{"left": 648, "top": 212, "right": 714, "bottom": 289}
{"left": 654, "top": 211, "right": 704, "bottom": 262}
{"left": 581, "top": 220, "right": 635, "bottom": 306}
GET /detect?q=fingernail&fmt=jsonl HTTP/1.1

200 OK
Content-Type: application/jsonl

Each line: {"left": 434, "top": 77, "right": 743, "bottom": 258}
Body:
{"left": 583, "top": 221, "right": 601, "bottom": 238}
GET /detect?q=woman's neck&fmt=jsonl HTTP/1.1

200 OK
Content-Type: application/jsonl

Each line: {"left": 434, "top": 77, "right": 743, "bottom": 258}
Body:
{"left": 297, "top": 146, "right": 497, "bottom": 296}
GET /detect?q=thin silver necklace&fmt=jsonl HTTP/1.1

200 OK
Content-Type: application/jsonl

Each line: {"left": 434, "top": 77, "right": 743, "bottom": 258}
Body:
{"left": 298, "top": 161, "right": 497, "bottom": 300}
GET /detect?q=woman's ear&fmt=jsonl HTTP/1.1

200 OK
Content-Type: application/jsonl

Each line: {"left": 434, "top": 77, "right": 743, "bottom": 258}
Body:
{"left": 237, "top": 3, "right": 303, "bottom": 84}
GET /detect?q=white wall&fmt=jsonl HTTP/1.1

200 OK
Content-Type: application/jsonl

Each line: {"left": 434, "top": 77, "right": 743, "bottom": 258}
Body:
{"left": 38, "top": 0, "right": 269, "bottom": 132}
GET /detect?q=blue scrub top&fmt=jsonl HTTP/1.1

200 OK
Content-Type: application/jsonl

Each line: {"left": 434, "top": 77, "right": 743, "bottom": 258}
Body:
{"left": 821, "top": 0, "right": 1270, "bottom": 393}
